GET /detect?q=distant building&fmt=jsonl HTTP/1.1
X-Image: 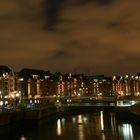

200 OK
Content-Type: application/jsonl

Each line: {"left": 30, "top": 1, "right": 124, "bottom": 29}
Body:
{"left": 0, "top": 65, "right": 15, "bottom": 97}
{"left": 0, "top": 65, "right": 140, "bottom": 102}
{"left": 112, "top": 75, "right": 140, "bottom": 98}
{"left": 82, "top": 75, "right": 113, "bottom": 96}
{"left": 18, "top": 68, "right": 51, "bottom": 98}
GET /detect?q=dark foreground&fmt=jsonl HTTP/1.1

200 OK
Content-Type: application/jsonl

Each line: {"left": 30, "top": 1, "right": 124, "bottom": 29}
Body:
{"left": 0, "top": 111, "right": 140, "bottom": 140}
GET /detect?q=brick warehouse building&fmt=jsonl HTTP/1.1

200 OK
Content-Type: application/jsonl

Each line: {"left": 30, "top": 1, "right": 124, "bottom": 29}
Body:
{"left": 0, "top": 65, "right": 140, "bottom": 105}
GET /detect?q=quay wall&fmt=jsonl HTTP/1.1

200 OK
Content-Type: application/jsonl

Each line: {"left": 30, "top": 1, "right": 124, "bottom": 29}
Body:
{"left": 0, "top": 104, "right": 139, "bottom": 126}
{"left": 0, "top": 105, "right": 115, "bottom": 126}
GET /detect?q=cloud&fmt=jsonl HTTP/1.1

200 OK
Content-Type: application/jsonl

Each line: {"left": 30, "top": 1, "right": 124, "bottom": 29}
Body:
{"left": 0, "top": 0, "right": 140, "bottom": 75}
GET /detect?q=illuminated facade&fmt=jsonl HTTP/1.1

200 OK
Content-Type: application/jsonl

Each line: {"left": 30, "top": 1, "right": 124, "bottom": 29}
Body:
{"left": 17, "top": 70, "right": 140, "bottom": 99}
{"left": 0, "top": 66, "right": 16, "bottom": 97}
{"left": 80, "top": 75, "right": 113, "bottom": 96}
{"left": 0, "top": 65, "right": 19, "bottom": 106}
{"left": 112, "top": 75, "right": 140, "bottom": 98}
{"left": 18, "top": 68, "right": 51, "bottom": 98}
{"left": 56, "top": 73, "right": 84, "bottom": 97}
{"left": 0, "top": 66, "right": 140, "bottom": 101}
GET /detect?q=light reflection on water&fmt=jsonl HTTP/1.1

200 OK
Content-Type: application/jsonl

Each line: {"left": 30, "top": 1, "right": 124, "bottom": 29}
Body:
{"left": 0, "top": 111, "right": 140, "bottom": 140}
{"left": 118, "top": 124, "right": 134, "bottom": 140}
{"left": 100, "top": 111, "right": 104, "bottom": 131}
{"left": 78, "top": 115, "right": 85, "bottom": 140}
{"left": 57, "top": 119, "right": 62, "bottom": 136}
{"left": 20, "top": 135, "right": 27, "bottom": 140}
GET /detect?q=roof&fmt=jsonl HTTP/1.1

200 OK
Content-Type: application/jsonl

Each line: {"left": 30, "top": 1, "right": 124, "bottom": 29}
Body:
{"left": 0, "top": 65, "right": 12, "bottom": 75}
{"left": 18, "top": 68, "right": 50, "bottom": 79}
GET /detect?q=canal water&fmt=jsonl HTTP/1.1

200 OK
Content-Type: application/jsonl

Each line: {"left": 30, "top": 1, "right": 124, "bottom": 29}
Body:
{"left": 0, "top": 111, "right": 140, "bottom": 140}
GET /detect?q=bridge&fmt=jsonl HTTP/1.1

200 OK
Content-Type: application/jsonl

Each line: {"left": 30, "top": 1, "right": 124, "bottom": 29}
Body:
{"left": 1, "top": 90, "right": 139, "bottom": 113}
{"left": 22, "top": 95, "right": 116, "bottom": 106}
{"left": 19, "top": 95, "right": 140, "bottom": 115}
{"left": 0, "top": 95, "right": 139, "bottom": 127}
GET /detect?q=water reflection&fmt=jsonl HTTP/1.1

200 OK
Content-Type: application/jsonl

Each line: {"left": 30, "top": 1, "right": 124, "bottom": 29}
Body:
{"left": 56, "top": 118, "right": 66, "bottom": 136}
{"left": 110, "top": 112, "right": 117, "bottom": 131}
{"left": 0, "top": 111, "right": 139, "bottom": 140}
{"left": 57, "top": 119, "right": 62, "bottom": 136}
{"left": 78, "top": 115, "right": 85, "bottom": 140}
{"left": 118, "top": 124, "right": 134, "bottom": 140}
{"left": 20, "top": 135, "right": 27, "bottom": 140}
{"left": 78, "top": 115, "right": 83, "bottom": 124}
{"left": 100, "top": 111, "right": 106, "bottom": 140}
{"left": 72, "top": 116, "right": 76, "bottom": 124}
{"left": 101, "top": 133, "right": 106, "bottom": 140}
{"left": 100, "top": 111, "right": 104, "bottom": 131}
{"left": 78, "top": 124, "right": 84, "bottom": 140}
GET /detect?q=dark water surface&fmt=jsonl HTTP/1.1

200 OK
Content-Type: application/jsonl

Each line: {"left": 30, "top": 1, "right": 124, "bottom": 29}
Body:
{"left": 0, "top": 111, "right": 140, "bottom": 140}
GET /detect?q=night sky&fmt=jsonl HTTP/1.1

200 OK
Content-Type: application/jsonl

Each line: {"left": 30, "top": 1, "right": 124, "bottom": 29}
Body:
{"left": 0, "top": 0, "right": 140, "bottom": 75}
